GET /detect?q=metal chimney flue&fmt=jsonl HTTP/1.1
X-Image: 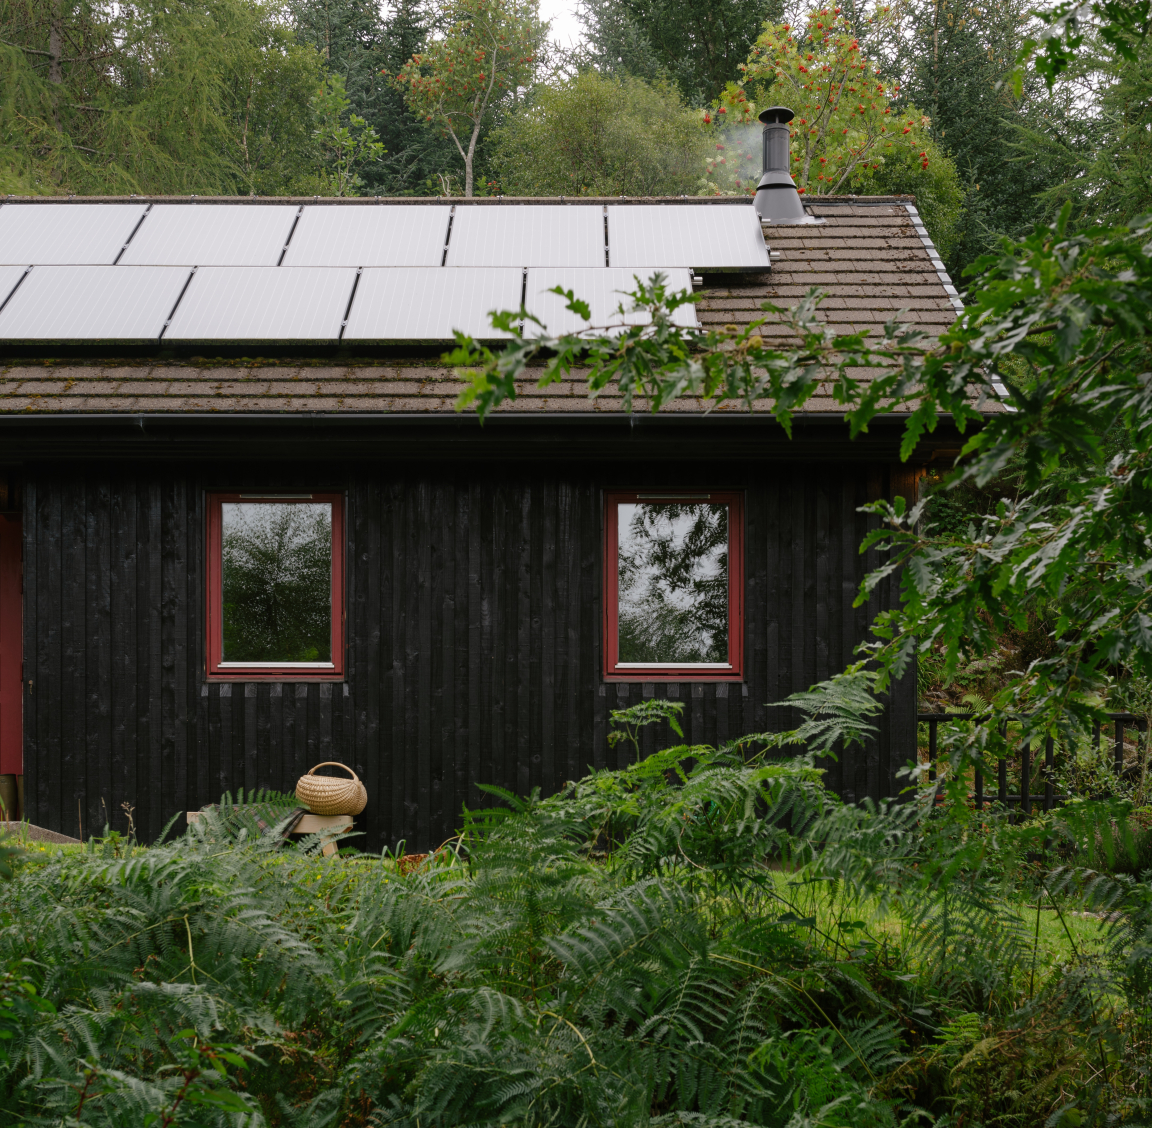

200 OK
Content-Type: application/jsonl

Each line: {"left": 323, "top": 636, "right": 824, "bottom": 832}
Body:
{"left": 754, "top": 107, "right": 820, "bottom": 224}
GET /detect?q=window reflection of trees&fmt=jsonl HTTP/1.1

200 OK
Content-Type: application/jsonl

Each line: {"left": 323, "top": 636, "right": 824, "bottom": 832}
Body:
{"left": 221, "top": 503, "right": 332, "bottom": 663}
{"left": 618, "top": 503, "right": 728, "bottom": 664}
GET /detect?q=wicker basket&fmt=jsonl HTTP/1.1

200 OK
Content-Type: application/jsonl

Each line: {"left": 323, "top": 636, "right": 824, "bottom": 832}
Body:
{"left": 295, "top": 762, "right": 367, "bottom": 816}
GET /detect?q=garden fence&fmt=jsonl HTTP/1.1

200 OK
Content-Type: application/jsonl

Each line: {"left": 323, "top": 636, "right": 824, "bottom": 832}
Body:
{"left": 917, "top": 712, "right": 1148, "bottom": 814}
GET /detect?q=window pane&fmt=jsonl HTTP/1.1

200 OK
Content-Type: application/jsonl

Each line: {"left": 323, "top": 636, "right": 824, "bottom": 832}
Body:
{"left": 221, "top": 502, "right": 332, "bottom": 663}
{"left": 618, "top": 502, "right": 728, "bottom": 664}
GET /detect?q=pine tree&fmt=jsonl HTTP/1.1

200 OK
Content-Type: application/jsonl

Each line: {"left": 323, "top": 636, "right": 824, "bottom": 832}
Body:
{"left": 580, "top": 0, "right": 783, "bottom": 106}
{"left": 897, "top": 0, "right": 1067, "bottom": 277}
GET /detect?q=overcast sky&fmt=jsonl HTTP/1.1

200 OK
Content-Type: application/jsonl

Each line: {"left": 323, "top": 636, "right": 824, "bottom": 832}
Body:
{"left": 538, "top": 0, "right": 585, "bottom": 52}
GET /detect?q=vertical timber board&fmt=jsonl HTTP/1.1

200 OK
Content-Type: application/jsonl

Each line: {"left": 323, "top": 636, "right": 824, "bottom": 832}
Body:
{"left": 386, "top": 477, "right": 406, "bottom": 844}
{"left": 305, "top": 682, "right": 320, "bottom": 787}
{"left": 415, "top": 479, "right": 432, "bottom": 850}
{"left": 189, "top": 482, "right": 210, "bottom": 815}
{"left": 434, "top": 479, "right": 454, "bottom": 844}
{"left": 13, "top": 496, "right": 32, "bottom": 815}
{"left": 24, "top": 481, "right": 45, "bottom": 827}
{"left": 65, "top": 478, "right": 87, "bottom": 839}
{"left": 317, "top": 681, "right": 333, "bottom": 772}
{"left": 159, "top": 478, "right": 179, "bottom": 819}
{"left": 832, "top": 468, "right": 858, "bottom": 798}
{"left": 351, "top": 475, "right": 383, "bottom": 847}
{"left": 146, "top": 479, "right": 163, "bottom": 837}
{"left": 218, "top": 682, "right": 233, "bottom": 807}
{"left": 814, "top": 468, "right": 830, "bottom": 686}
{"left": 245, "top": 679, "right": 259, "bottom": 793}
{"left": 741, "top": 477, "right": 757, "bottom": 739}
{"left": 23, "top": 481, "right": 42, "bottom": 827}
{"left": 110, "top": 475, "right": 137, "bottom": 836}
{"left": 206, "top": 684, "right": 222, "bottom": 815}
{"left": 788, "top": 471, "right": 807, "bottom": 738}
{"left": 451, "top": 486, "right": 470, "bottom": 837}
{"left": 492, "top": 484, "right": 510, "bottom": 793}
{"left": 466, "top": 478, "right": 482, "bottom": 811}
{"left": 761, "top": 468, "right": 780, "bottom": 735}
{"left": 87, "top": 477, "right": 112, "bottom": 835}
{"left": 484, "top": 484, "right": 500, "bottom": 793}
{"left": 556, "top": 480, "right": 578, "bottom": 788}
{"left": 293, "top": 684, "right": 307, "bottom": 806}
{"left": 539, "top": 478, "right": 556, "bottom": 797}
{"left": 255, "top": 681, "right": 270, "bottom": 791}
{"left": 171, "top": 479, "right": 191, "bottom": 817}
{"left": 586, "top": 484, "right": 605, "bottom": 771}
{"left": 812, "top": 469, "right": 834, "bottom": 787}
{"left": 281, "top": 683, "right": 296, "bottom": 800}
{"left": 269, "top": 683, "right": 283, "bottom": 798}
{"left": 517, "top": 483, "right": 533, "bottom": 799}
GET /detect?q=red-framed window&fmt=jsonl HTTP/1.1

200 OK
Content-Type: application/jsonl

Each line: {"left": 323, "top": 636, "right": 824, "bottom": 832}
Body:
{"left": 206, "top": 493, "right": 344, "bottom": 680}
{"left": 603, "top": 490, "right": 744, "bottom": 682}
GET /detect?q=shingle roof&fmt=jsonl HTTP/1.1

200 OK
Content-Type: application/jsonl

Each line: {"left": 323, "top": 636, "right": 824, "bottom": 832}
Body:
{"left": 0, "top": 196, "right": 964, "bottom": 416}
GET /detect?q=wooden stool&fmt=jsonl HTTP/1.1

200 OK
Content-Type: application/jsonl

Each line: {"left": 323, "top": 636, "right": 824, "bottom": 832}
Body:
{"left": 186, "top": 810, "right": 353, "bottom": 857}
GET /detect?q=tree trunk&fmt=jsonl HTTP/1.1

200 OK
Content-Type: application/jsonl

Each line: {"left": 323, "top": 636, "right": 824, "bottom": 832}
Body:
{"left": 932, "top": 0, "right": 940, "bottom": 105}
{"left": 464, "top": 120, "right": 481, "bottom": 197}
{"left": 48, "top": 1, "right": 63, "bottom": 132}
{"left": 48, "top": 7, "right": 63, "bottom": 84}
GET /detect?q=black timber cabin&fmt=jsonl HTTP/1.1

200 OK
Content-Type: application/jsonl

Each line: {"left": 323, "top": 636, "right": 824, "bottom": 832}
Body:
{"left": 0, "top": 192, "right": 973, "bottom": 853}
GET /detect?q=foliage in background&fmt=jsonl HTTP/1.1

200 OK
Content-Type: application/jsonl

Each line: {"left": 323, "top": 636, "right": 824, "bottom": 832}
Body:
{"left": 0, "top": 0, "right": 329, "bottom": 196}
{"left": 848, "top": 132, "right": 964, "bottom": 260}
{"left": 892, "top": 0, "right": 1064, "bottom": 281}
{"left": 1022, "top": 31, "right": 1152, "bottom": 229}
{"left": 391, "top": 0, "right": 542, "bottom": 196}
{"left": 0, "top": 706, "right": 1148, "bottom": 1126}
{"left": 287, "top": 0, "right": 464, "bottom": 194}
{"left": 737, "top": 8, "right": 937, "bottom": 196}
{"left": 311, "top": 73, "right": 385, "bottom": 195}
{"left": 490, "top": 71, "right": 710, "bottom": 196}
{"left": 577, "top": 0, "right": 782, "bottom": 105}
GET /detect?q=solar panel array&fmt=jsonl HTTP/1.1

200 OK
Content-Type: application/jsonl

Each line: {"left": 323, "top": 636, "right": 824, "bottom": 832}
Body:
{"left": 0, "top": 201, "right": 769, "bottom": 342}
{"left": 526, "top": 268, "right": 697, "bottom": 337}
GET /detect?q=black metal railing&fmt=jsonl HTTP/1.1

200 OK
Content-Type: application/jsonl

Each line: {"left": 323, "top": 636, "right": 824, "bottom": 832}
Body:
{"left": 917, "top": 712, "right": 1148, "bottom": 814}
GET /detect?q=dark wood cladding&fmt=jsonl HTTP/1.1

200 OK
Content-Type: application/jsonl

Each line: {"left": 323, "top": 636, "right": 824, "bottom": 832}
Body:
{"left": 21, "top": 459, "right": 917, "bottom": 851}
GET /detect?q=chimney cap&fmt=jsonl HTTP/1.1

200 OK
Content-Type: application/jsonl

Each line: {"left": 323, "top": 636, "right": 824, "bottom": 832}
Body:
{"left": 758, "top": 106, "right": 795, "bottom": 124}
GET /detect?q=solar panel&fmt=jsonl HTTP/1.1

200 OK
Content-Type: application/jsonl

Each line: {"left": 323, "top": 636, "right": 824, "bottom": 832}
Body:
{"left": 343, "top": 267, "right": 523, "bottom": 341}
{"left": 0, "top": 265, "right": 190, "bottom": 339}
{"left": 525, "top": 268, "right": 698, "bottom": 337}
{"left": 446, "top": 205, "right": 604, "bottom": 267}
{"left": 608, "top": 205, "right": 769, "bottom": 270}
{"left": 0, "top": 266, "right": 29, "bottom": 309}
{"left": 119, "top": 204, "right": 296, "bottom": 266}
{"left": 0, "top": 203, "right": 149, "bottom": 265}
{"left": 282, "top": 205, "right": 450, "bottom": 267}
{"left": 165, "top": 267, "right": 356, "bottom": 340}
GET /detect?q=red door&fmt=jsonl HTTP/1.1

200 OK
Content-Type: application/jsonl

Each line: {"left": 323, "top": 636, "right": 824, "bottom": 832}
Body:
{"left": 0, "top": 515, "right": 20, "bottom": 784}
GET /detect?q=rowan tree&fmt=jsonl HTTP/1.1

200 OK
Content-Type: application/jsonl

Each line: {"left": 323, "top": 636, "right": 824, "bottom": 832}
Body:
{"left": 389, "top": 0, "right": 540, "bottom": 197}
{"left": 730, "top": 6, "right": 934, "bottom": 195}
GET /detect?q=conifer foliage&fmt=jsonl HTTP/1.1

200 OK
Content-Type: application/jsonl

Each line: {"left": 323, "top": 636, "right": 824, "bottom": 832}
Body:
{"left": 0, "top": 0, "right": 329, "bottom": 195}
